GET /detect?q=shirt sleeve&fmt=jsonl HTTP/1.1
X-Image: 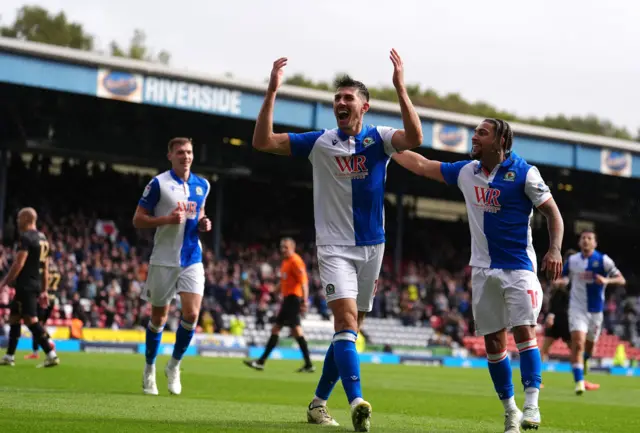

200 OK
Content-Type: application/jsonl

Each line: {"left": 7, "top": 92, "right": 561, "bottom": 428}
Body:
{"left": 376, "top": 126, "right": 399, "bottom": 156}
{"left": 440, "top": 161, "right": 470, "bottom": 186}
{"left": 603, "top": 254, "right": 620, "bottom": 276}
{"left": 293, "top": 257, "right": 308, "bottom": 286}
{"left": 288, "top": 130, "right": 324, "bottom": 159}
{"left": 524, "top": 166, "right": 552, "bottom": 207}
{"left": 17, "top": 234, "right": 29, "bottom": 252}
{"left": 138, "top": 178, "right": 160, "bottom": 211}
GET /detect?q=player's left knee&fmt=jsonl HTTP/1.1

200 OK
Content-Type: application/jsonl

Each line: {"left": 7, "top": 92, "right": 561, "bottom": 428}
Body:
{"left": 181, "top": 311, "right": 198, "bottom": 325}
{"left": 512, "top": 325, "right": 536, "bottom": 342}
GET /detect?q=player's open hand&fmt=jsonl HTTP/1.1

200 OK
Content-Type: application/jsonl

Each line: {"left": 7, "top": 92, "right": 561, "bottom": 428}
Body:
{"left": 541, "top": 248, "right": 562, "bottom": 281}
{"left": 198, "top": 216, "right": 212, "bottom": 232}
{"left": 169, "top": 207, "right": 186, "bottom": 225}
{"left": 268, "top": 57, "right": 288, "bottom": 93}
{"left": 390, "top": 49, "right": 405, "bottom": 90}
{"left": 300, "top": 300, "right": 308, "bottom": 314}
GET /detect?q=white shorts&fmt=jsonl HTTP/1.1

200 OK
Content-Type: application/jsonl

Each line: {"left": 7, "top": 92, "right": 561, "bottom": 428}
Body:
{"left": 317, "top": 244, "right": 384, "bottom": 312}
{"left": 141, "top": 263, "right": 205, "bottom": 307}
{"left": 569, "top": 310, "right": 603, "bottom": 342}
{"left": 471, "top": 267, "right": 543, "bottom": 336}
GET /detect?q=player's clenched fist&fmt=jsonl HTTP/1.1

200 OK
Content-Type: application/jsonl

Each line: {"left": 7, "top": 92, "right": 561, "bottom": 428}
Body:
{"left": 198, "top": 216, "right": 212, "bottom": 232}
{"left": 169, "top": 207, "right": 186, "bottom": 224}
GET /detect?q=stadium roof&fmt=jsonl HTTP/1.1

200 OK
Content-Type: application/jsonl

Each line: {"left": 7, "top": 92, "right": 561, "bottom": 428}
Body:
{"left": 0, "top": 36, "right": 637, "bottom": 152}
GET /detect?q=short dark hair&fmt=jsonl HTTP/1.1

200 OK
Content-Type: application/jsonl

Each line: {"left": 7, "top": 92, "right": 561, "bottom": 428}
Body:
{"left": 334, "top": 75, "right": 369, "bottom": 102}
{"left": 580, "top": 229, "right": 597, "bottom": 241}
{"left": 483, "top": 118, "right": 513, "bottom": 154}
{"left": 168, "top": 137, "right": 192, "bottom": 152}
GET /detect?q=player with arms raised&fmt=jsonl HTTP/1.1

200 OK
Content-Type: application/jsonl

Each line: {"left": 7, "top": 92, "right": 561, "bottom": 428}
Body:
{"left": 392, "top": 119, "right": 564, "bottom": 432}
{"left": 253, "top": 50, "right": 423, "bottom": 431}
{"left": 0, "top": 207, "right": 59, "bottom": 367}
{"left": 553, "top": 230, "right": 625, "bottom": 395}
{"left": 133, "top": 137, "right": 212, "bottom": 396}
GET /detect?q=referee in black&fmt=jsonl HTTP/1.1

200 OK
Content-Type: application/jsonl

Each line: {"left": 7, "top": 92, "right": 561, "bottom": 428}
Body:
{"left": 0, "top": 207, "right": 59, "bottom": 367}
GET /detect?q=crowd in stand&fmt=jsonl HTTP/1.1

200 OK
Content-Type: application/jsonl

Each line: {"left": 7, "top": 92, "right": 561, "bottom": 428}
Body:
{"left": 1, "top": 154, "right": 638, "bottom": 350}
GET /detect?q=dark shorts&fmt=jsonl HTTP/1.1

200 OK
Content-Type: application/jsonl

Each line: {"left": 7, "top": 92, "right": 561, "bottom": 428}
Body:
{"left": 37, "top": 299, "right": 55, "bottom": 324}
{"left": 275, "top": 295, "right": 302, "bottom": 328}
{"left": 9, "top": 290, "right": 39, "bottom": 318}
{"left": 544, "top": 320, "right": 571, "bottom": 343}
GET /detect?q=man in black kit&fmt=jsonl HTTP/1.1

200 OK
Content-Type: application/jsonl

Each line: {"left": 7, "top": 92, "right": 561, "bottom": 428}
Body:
{"left": 541, "top": 249, "right": 599, "bottom": 390}
{"left": 25, "top": 257, "right": 60, "bottom": 360}
{"left": 0, "top": 208, "right": 60, "bottom": 367}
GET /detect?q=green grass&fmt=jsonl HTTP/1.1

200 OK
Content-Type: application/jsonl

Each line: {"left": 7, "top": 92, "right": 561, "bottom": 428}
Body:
{"left": 0, "top": 352, "right": 639, "bottom": 432}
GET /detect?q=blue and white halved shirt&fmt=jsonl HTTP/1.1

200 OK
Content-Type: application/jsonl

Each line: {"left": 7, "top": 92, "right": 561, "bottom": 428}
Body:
{"left": 138, "top": 169, "right": 210, "bottom": 267}
{"left": 288, "top": 125, "right": 398, "bottom": 246}
{"left": 440, "top": 152, "right": 552, "bottom": 272}
{"left": 564, "top": 250, "right": 620, "bottom": 313}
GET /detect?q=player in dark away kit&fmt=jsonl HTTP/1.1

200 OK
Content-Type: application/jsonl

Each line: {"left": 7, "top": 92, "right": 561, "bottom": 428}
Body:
{"left": 0, "top": 208, "right": 59, "bottom": 367}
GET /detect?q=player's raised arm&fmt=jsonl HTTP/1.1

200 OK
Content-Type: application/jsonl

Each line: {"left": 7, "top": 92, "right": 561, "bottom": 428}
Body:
{"left": 391, "top": 151, "right": 444, "bottom": 182}
{"left": 388, "top": 49, "right": 423, "bottom": 151}
{"left": 252, "top": 58, "right": 293, "bottom": 156}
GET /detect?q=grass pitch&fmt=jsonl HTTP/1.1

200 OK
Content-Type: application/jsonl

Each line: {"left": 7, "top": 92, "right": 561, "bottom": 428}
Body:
{"left": 0, "top": 352, "right": 639, "bottom": 432}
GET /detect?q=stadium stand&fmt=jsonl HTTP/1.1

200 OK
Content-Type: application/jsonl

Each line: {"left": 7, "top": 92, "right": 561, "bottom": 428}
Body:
{"left": 2, "top": 154, "right": 639, "bottom": 363}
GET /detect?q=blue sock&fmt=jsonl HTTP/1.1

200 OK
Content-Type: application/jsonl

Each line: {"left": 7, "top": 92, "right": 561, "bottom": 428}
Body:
{"left": 487, "top": 350, "right": 515, "bottom": 400}
{"left": 333, "top": 330, "right": 362, "bottom": 404}
{"left": 314, "top": 343, "right": 340, "bottom": 401}
{"left": 172, "top": 318, "right": 195, "bottom": 361}
{"left": 518, "top": 342, "right": 542, "bottom": 390}
{"left": 145, "top": 322, "right": 164, "bottom": 365}
{"left": 572, "top": 363, "right": 584, "bottom": 383}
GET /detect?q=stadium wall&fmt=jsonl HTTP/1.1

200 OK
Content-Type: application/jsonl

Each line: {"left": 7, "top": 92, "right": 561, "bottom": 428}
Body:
{"left": 1, "top": 327, "right": 638, "bottom": 378}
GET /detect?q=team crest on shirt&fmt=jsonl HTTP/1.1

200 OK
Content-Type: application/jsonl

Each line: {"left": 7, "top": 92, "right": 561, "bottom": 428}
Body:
{"left": 592, "top": 261, "right": 599, "bottom": 268}
{"left": 363, "top": 137, "right": 375, "bottom": 147}
{"left": 503, "top": 171, "right": 516, "bottom": 182}
{"left": 195, "top": 186, "right": 204, "bottom": 196}
{"left": 326, "top": 284, "right": 335, "bottom": 295}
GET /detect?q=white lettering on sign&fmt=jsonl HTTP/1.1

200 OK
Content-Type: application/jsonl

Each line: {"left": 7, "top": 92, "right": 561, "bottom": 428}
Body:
{"left": 144, "top": 77, "right": 241, "bottom": 115}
